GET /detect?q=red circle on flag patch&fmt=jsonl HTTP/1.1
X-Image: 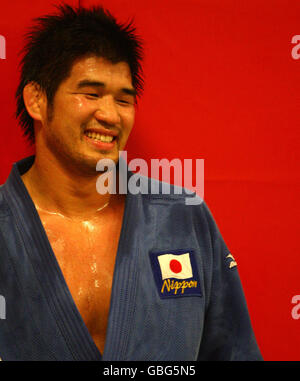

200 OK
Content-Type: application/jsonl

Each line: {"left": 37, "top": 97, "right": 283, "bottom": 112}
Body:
{"left": 169, "top": 259, "right": 182, "bottom": 273}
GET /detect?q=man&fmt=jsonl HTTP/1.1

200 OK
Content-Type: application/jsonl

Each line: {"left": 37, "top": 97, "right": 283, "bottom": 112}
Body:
{"left": 0, "top": 4, "right": 262, "bottom": 360}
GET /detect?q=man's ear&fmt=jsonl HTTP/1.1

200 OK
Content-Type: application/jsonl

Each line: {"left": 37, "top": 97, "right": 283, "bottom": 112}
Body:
{"left": 23, "top": 82, "right": 47, "bottom": 122}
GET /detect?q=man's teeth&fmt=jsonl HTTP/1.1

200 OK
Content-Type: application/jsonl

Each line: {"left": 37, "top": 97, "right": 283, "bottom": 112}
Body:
{"left": 85, "top": 132, "right": 114, "bottom": 143}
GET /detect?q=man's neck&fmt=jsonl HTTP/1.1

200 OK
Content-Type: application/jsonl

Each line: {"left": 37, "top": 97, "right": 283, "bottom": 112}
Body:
{"left": 21, "top": 153, "right": 115, "bottom": 219}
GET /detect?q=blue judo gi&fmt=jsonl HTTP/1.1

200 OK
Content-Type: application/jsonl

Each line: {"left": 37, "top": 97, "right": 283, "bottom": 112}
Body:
{"left": 0, "top": 156, "right": 263, "bottom": 361}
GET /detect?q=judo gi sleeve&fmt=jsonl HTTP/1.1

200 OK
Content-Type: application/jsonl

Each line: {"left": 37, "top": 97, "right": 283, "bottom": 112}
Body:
{"left": 197, "top": 205, "right": 263, "bottom": 361}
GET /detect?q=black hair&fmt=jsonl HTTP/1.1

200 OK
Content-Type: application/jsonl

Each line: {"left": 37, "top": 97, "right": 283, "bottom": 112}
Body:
{"left": 15, "top": 3, "right": 144, "bottom": 144}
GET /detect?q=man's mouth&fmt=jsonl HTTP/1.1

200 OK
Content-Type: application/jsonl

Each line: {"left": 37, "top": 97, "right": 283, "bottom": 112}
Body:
{"left": 83, "top": 128, "right": 118, "bottom": 150}
{"left": 84, "top": 131, "right": 116, "bottom": 143}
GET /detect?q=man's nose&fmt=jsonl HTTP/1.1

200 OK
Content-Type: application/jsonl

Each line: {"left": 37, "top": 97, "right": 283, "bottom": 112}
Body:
{"left": 94, "top": 95, "right": 121, "bottom": 126}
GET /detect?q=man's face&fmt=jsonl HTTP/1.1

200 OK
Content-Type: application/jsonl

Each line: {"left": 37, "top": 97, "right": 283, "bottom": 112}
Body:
{"left": 38, "top": 56, "right": 136, "bottom": 174}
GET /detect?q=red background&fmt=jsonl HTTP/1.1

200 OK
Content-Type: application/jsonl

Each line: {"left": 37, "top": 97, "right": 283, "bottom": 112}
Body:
{"left": 0, "top": 0, "right": 299, "bottom": 360}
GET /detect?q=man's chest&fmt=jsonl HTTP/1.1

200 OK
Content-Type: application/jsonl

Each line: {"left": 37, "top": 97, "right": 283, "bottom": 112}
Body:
{"left": 36, "top": 201, "right": 125, "bottom": 353}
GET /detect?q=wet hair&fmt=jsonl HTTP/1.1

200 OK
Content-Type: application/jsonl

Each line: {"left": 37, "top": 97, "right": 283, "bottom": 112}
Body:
{"left": 15, "top": 3, "right": 144, "bottom": 144}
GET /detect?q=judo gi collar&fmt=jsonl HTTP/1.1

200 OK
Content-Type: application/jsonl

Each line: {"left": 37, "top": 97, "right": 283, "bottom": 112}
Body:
{"left": 6, "top": 154, "right": 134, "bottom": 192}
{"left": 2, "top": 155, "right": 141, "bottom": 361}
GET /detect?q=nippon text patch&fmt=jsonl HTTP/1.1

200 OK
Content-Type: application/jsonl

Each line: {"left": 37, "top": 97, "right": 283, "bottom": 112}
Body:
{"left": 149, "top": 249, "right": 202, "bottom": 299}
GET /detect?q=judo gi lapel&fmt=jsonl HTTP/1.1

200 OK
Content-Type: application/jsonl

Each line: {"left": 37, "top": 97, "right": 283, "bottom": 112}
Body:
{"left": 2, "top": 156, "right": 139, "bottom": 361}
{"left": 102, "top": 185, "right": 140, "bottom": 360}
{"left": 101, "top": 158, "right": 140, "bottom": 360}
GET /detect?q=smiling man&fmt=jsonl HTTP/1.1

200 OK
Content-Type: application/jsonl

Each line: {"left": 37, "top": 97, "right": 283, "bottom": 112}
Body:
{"left": 0, "top": 4, "right": 262, "bottom": 361}
{"left": 25, "top": 57, "right": 136, "bottom": 174}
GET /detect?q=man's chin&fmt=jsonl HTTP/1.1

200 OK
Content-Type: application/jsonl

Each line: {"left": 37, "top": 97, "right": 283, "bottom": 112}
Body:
{"left": 78, "top": 151, "right": 120, "bottom": 175}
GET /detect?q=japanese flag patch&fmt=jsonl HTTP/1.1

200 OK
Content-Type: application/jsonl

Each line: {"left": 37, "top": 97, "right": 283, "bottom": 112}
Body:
{"left": 149, "top": 249, "right": 202, "bottom": 299}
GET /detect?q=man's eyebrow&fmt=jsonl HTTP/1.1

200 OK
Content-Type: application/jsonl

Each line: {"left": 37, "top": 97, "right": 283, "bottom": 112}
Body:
{"left": 76, "top": 79, "right": 136, "bottom": 97}
{"left": 121, "top": 87, "right": 137, "bottom": 97}
{"left": 76, "top": 80, "right": 105, "bottom": 89}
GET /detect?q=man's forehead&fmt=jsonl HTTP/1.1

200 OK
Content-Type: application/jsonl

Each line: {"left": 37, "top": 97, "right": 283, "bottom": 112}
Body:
{"left": 69, "top": 56, "right": 133, "bottom": 84}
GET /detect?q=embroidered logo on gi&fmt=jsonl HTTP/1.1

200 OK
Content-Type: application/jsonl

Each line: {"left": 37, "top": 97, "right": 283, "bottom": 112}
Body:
{"left": 149, "top": 249, "right": 202, "bottom": 299}
{"left": 226, "top": 253, "right": 237, "bottom": 268}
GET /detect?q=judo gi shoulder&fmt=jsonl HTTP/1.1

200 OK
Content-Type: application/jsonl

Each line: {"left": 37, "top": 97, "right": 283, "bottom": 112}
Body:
{"left": 194, "top": 202, "right": 263, "bottom": 361}
{"left": 0, "top": 186, "right": 9, "bottom": 216}
{"left": 140, "top": 179, "right": 262, "bottom": 360}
